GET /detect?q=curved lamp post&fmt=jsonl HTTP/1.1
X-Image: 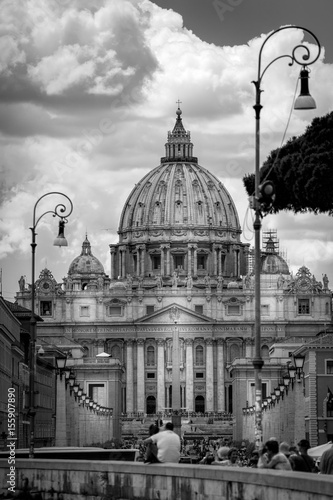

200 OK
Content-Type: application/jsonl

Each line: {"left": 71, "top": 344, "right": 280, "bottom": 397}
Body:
{"left": 29, "top": 192, "right": 73, "bottom": 458}
{"left": 252, "top": 26, "right": 320, "bottom": 449}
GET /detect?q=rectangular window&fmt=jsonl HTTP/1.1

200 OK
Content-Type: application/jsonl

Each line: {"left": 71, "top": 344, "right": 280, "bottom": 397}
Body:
{"left": 174, "top": 255, "right": 184, "bottom": 270}
{"left": 197, "top": 255, "right": 206, "bottom": 270}
{"left": 298, "top": 299, "right": 310, "bottom": 315}
{"left": 80, "top": 306, "right": 90, "bottom": 317}
{"left": 195, "top": 372, "right": 204, "bottom": 379}
{"left": 195, "top": 305, "right": 203, "bottom": 314}
{"left": 40, "top": 301, "right": 52, "bottom": 316}
{"left": 147, "top": 373, "right": 155, "bottom": 379}
{"left": 152, "top": 255, "right": 161, "bottom": 270}
{"left": 261, "top": 304, "right": 269, "bottom": 316}
{"left": 227, "top": 305, "right": 241, "bottom": 315}
{"left": 109, "top": 306, "right": 122, "bottom": 316}
{"left": 327, "top": 360, "right": 333, "bottom": 374}
{"left": 146, "top": 305, "right": 155, "bottom": 315}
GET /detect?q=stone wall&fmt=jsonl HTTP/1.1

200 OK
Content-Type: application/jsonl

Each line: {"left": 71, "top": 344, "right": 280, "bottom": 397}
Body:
{"left": 1, "top": 459, "right": 333, "bottom": 500}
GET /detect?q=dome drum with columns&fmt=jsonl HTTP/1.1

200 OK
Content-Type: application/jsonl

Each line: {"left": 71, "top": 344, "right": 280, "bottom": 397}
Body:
{"left": 110, "top": 107, "right": 250, "bottom": 285}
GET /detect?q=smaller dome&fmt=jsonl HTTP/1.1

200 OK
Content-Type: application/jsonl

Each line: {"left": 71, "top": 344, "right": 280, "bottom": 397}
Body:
{"left": 68, "top": 236, "right": 104, "bottom": 276}
{"left": 261, "top": 254, "right": 289, "bottom": 274}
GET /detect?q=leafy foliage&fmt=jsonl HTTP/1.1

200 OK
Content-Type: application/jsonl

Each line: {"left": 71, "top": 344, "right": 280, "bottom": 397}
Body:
{"left": 243, "top": 112, "right": 333, "bottom": 215}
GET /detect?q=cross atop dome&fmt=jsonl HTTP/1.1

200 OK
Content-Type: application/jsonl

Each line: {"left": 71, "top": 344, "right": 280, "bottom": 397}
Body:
{"left": 161, "top": 105, "right": 198, "bottom": 164}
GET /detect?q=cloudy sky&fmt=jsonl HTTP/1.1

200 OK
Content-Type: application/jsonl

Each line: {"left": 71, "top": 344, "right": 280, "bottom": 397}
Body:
{"left": 1, "top": 0, "right": 333, "bottom": 301}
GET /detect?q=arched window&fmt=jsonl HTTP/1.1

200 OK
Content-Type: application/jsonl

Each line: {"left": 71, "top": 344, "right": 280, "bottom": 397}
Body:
{"left": 195, "top": 345, "right": 204, "bottom": 366}
{"left": 111, "top": 345, "right": 121, "bottom": 360}
{"left": 229, "top": 343, "right": 240, "bottom": 363}
{"left": 147, "top": 346, "right": 155, "bottom": 366}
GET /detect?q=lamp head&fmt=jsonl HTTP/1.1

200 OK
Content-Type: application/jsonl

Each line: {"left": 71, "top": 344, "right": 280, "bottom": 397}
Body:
{"left": 294, "top": 68, "right": 316, "bottom": 110}
{"left": 54, "top": 219, "right": 68, "bottom": 247}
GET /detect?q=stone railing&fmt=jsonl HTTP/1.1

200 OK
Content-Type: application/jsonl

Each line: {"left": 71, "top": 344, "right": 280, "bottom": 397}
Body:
{"left": 1, "top": 459, "right": 332, "bottom": 500}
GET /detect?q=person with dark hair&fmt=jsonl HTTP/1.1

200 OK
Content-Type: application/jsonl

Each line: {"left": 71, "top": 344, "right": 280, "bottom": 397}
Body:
{"left": 144, "top": 424, "right": 159, "bottom": 463}
{"left": 289, "top": 439, "right": 317, "bottom": 472}
{"left": 143, "top": 422, "right": 180, "bottom": 463}
{"left": 258, "top": 440, "right": 292, "bottom": 470}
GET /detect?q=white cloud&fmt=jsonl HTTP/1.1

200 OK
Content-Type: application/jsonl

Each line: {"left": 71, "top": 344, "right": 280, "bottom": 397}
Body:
{"left": 1, "top": 0, "right": 333, "bottom": 300}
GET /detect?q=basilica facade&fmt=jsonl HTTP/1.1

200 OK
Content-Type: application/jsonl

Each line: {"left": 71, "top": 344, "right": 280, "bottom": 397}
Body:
{"left": 16, "top": 108, "right": 332, "bottom": 440}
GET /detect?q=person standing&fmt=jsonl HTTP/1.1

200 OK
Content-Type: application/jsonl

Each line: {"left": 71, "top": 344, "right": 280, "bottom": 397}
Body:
{"left": 289, "top": 439, "right": 317, "bottom": 473}
{"left": 143, "top": 422, "right": 180, "bottom": 464}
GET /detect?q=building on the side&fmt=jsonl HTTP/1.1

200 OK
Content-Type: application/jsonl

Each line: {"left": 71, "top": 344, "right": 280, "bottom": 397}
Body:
{"left": 15, "top": 108, "right": 333, "bottom": 444}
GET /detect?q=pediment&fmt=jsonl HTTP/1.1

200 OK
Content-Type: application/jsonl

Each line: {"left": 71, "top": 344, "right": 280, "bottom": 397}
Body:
{"left": 136, "top": 303, "right": 212, "bottom": 324}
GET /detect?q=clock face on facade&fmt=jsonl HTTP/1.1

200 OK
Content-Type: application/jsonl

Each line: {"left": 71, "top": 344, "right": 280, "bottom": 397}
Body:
{"left": 297, "top": 277, "right": 311, "bottom": 292}
{"left": 41, "top": 280, "right": 53, "bottom": 292}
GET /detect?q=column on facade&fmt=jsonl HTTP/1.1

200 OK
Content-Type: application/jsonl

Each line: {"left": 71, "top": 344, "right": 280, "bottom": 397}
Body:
{"left": 233, "top": 245, "right": 240, "bottom": 277}
{"left": 185, "top": 339, "right": 194, "bottom": 413}
{"left": 140, "top": 245, "right": 145, "bottom": 277}
{"left": 166, "top": 245, "right": 171, "bottom": 276}
{"left": 135, "top": 246, "right": 140, "bottom": 276}
{"left": 245, "top": 338, "right": 253, "bottom": 359}
{"left": 193, "top": 246, "right": 198, "bottom": 275}
{"left": 213, "top": 244, "right": 218, "bottom": 276}
{"left": 160, "top": 246, "right": 165, "bottom": 276}
{"left": 126, "top": 339, "right": 134, "bottom": 413}
{"left": 119, "top": 246, "right": 126, "bottom": 278}
{"left": 110, "top": 246, "right": 116, "bottom": 280}
{"left": 136, "top": 339, "right": 145, "bottom": 413}
{"left": 216, "top": 339, "right": 225, "bottom": 412}
{"left": 157, "top": 339, "right": 165, "bottom": 412}
{"left": 205, "top": 338, "right": 214, "bottom": 412}
{"left": 187, "top": 246, "right": 192, "bottom": 275}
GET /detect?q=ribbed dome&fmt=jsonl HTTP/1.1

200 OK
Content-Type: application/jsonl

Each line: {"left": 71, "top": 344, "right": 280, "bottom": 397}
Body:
{"left": 261, "top": 235, "right": 289, "bottom": 274}
{"left": 118, "top": 107, "right": 241, "bottom": 243}
{"left": 68, "top": 236, "right": 104, "bottom": 276}
{"left": 261, "top": 254, "right": 289, "bottom": 274}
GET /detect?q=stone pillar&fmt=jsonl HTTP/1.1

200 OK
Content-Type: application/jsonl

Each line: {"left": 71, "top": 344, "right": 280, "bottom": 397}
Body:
{"left": 213, "top": 244, "right": 218, "bottom": 276}
{"left": 187, "top": 246, "right": 192, "bottom": 275}
{"left": 166, "top": 244, "right": 171, "bottom": 276}
{"left": 110, "top": 246, "right": 116, "bottom": 280}
{"left": 119, "top": 246, "right": 126, "bottom": 278}
{"left": 157, "top": 339, "right": 165, "bottom": 412}
{"left": 160, "top": 246, "right": 165, "bottom": 276}
{"left": 216, "top": 339, "right": 225, "bottom": 412}
{"left": 185, "top": 339, "right": 194, "bottom": 412}
{"left": 136, "top": 339, "right": 145, "bottom": 413}
{"left": 140, "top": 245, "right": 145, "bottom": 277}
{"left": 245, "top": 338, "right": 253, "bottom": 359}
{"left": 205, "top": 338, "right": 214, "bottom": 412}
{"left": 126, "top": 339, "right": 134, "bottom": 413}
{"left": 193, "top": 246, "right": 198, "bottom": 275}
{"left": 136, "top": 247, "right": 140, "bottom": 276}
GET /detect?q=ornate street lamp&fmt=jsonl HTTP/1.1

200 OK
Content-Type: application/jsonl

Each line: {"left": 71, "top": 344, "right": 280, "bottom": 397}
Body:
{"left": 251, "top": 26, "right": 320, "bottom": 449}
{"left": 29, "top": 192, "right": 73, "bottom": 458}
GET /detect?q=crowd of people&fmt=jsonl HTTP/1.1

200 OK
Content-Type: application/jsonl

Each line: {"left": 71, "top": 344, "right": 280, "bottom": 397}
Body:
{"left": 195, "top": 437, "right": 333, "bottom": 474}
{"left": 107, "top": 430, "right": 333, "bottom": 474}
